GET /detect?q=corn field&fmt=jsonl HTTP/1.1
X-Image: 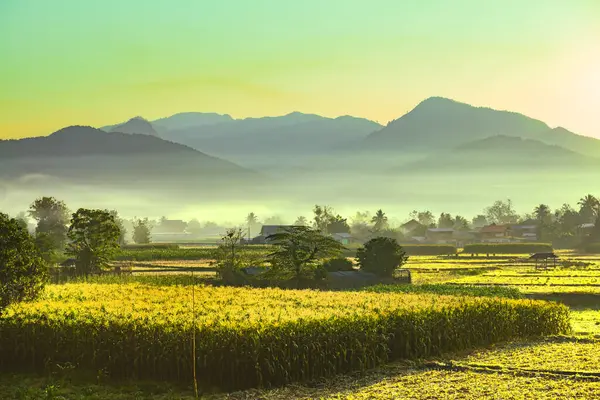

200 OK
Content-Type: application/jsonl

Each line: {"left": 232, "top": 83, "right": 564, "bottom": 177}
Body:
{"left": 0, "top": 283, "right": 570, "bottom": 390}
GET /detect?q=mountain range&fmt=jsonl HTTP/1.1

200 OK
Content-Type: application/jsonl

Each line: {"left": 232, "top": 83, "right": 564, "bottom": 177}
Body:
{"left": 2, "top": 96, "right": 599, "bottom": 210}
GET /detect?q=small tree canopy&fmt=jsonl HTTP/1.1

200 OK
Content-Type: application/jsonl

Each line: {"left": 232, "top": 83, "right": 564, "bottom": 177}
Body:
{"left": 133, "top": 218, "right": 152, "bottom": 244}
{"left": 267, "top": 226, "right": 344, "bottom": 286}
{"left": 356, "top": 237, "right": 408, "bottom": 278}
{"left": 0, "top": 213, "right": 47, "bottom": 312}
{"left": 67, "top": 209, "right": 121, "bottom": 276}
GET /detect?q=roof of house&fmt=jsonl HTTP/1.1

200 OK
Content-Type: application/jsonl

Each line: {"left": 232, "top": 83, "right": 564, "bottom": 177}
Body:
{"left": 529, "top": 252, "right": 558, "bottom": 260}
{"left": 427, "top": 228, "right": 454, "bottom": 233}
{"left": 580, "top": 223, "right": 596, "bottom": 229}
{"left": 401, "top": 219, "right": 422, "bottom": 229}
{"left": 480, "top": 224, "right": 511, "bottom": 233}
{"left": 259, "top": 225, "right": 299, "bottom": 236}
{"left": 332, "top": 232, "right": 352, "bottom": 238}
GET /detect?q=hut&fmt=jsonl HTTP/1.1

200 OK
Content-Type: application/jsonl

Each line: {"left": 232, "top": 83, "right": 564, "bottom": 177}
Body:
{"left": 529, "top": 252, "right": 558, "bottom": 269}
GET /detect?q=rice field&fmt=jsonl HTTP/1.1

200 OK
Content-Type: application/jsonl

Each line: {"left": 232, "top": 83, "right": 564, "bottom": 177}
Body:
{"left": 3, "top": 248, "right": 600, "bottom": 398}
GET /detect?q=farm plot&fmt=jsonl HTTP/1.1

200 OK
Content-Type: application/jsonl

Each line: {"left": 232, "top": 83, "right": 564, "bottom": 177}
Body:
{"left": 0, "top": 283, "right": 568, "bottom": 391}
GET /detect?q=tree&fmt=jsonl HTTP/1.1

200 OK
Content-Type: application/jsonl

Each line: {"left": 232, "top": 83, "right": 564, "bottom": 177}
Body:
{"left": 534, "top": 204, "right": 552, "bottom": 223}
{"left": 417, "top": 211, "right": 435, "bottom": 226}
{"left": 453, "top": 215, "right": 470, "bottom": 231}
{"left": 578, "top": 194, "right": 600, "bottom": 223}
{"left": 437, "top": 213, "right": 454, "bottom": 229}
{"left": 356, "top": 237, "right": 408, "bottom": 278}
{"left": 14, "top": 212, "right": 29, "bottom": 231}
{"left": 0, "top": 213, "right": 47, "bottom": 313}
{"left": 28, "top": 197, "right": 69, "bottom": 253}
{"left": 266, "top": 226, "right": 344, "bottom": 287}
{"left": 187, "top": 218, "right": 203, "bottom": 235}
{"left": 67, "top": 209, "right": 121, "bottom": 276}
{"left": 245, "top": 212, "right": 260, "bottom": 239}
{"left": 133, "top": 218, "right": 152, "bottom": 244}
{"left": 313, "top": 205, "right": 333, "bottom": 233}
{"left": 294, "top": 216, "right": 308, "bottom": 226}
{"left": 108, "top": 210, "right": 127, "bottom": 245}
{"left": 472, "top": 215, "right": 488, "bottom": 228}
{"left": 485, "top": 199, "right": 519, "bottom": 225}
{"left": 327, "top": 214, "right": 351, "bottom": 234}
{"left": 213, "top": 228, "right": 254, "bottom": 283}
{"left": 371, "top": 209, "right": 388, "bottom": 232}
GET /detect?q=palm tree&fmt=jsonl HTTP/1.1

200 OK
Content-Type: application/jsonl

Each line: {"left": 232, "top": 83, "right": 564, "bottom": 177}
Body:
{"left": 534, "top": 204, "right": 551, "bottom": 222}
{"left": 578, "top": 195, "right": 599, "bottom": 222}
{"left": 246, "top": 212, "right": 258, "bottom": 239}
{"left": 294, "top": 216, "right": 308, "bottom": 226}
{"left": 371, "top": 209, "right": 388, "bottom": 232}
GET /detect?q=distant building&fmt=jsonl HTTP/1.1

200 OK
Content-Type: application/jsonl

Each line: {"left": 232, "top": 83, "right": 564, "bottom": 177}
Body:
{"left": 332, "top": 232, "right": 353, "bottom": 245}
{"left": 400, "top": 219, "right": 425, "bottom": 235}
{"left": 511, "top": 219, "right": 538, "bottom": 240}
{"left": 479, "top": 224, "right": 512, "bottom": 242}
{"left": 254, "top": 225, "right": 302, "bottom": 244}
{"left": 426, "top": 228, "right": 455, "bottom": 243}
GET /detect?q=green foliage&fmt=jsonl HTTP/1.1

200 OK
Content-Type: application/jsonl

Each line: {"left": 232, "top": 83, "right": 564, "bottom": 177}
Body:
{"left": 108, "top": 210, "right": 127, "bottom": 245}
{"left": 364, "top": 284, "right": 523, "bottom": 299}
{"left": 463, "top": 243, "right": 553, "bottom": 254}
{"left": 402, "top": 244, "right": 458, "bottom": 256}
{"left": 28, "top": 196, "right": 70, "bottom": 255}
{"left": 67, "top": 209, "right": 121, "bottom": 276}
{"left": 356, "top": 237, "right": 408, "bottom": 278}
{"left": 0, "top": 213, "right": 47, "bottom": 312}
{"left": 132, "top": 218, "right": 152, "bottom": 244}
{"left": 113, "top": 246, "right": 271, "bottom": 261}
{"left": 322, "top": 257, "right": 354, "bottom": 272}
{"left": 371, "top": 209, "right": 388, "bottom": 232}
{"left": 267, "top": 226, "right": 344, "bottom": 285}
{"left": 485, "top": 199, "right": 519, "bottom": 225}
{"left": 213, "top": 228, "right": 261, "bottom": 284}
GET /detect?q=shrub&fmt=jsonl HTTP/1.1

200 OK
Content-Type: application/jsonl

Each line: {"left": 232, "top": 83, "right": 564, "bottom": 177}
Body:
{"left": 0, "top": 213, "right": 48, "bottom": 312}
{"left": 322, "top": 257, "right": 354, "bottom": 272}
{"left": 463, "top": 243, "right": 553, "bottom": 255}
{"left": 356, "top": 237, "right": 408, "bottom": 278}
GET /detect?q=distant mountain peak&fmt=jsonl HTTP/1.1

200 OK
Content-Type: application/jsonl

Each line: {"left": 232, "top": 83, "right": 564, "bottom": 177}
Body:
{"left": 110, "top": 117, "right": 159, "bottom": 137}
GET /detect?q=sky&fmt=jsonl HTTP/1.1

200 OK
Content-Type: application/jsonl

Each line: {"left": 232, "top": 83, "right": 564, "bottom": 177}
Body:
{"left": 1, "top": 0, "right": 599, "bottom": 139}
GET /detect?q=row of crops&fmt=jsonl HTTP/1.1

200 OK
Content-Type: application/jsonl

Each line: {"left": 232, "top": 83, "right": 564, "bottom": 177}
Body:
{"left": 0, "top": 283, "right": 570, "bottom": 390}
{"left": 115, "top": 243, "right": 555, "bottom": 262}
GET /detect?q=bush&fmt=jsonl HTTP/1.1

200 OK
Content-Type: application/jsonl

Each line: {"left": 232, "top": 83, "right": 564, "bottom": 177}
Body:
{"left": 0, "top": 213, "right": 48, "bottom": 312}
{"left": 463, "top": 243, "right": 553, "bottom": 255}
{"left": 400, "top": 244, "right": 457, "bottom": 256}
{"left": 322, "top": 258, "right": 354, "bottom": 272}
{"left": 356, "top": 237, "right": 408, "bottom": 278}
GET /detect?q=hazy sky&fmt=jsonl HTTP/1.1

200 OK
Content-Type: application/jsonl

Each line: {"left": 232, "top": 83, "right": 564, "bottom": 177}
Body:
{"left": 1, "top": 0, "right": 599, "bottom": 139}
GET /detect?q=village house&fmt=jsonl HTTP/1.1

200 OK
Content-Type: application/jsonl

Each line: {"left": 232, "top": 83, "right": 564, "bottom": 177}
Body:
{"left": 400, "top": 219, "right": 425, "bottom": 236}
{"left": 479, "top": 224, "right": 512, "bottom": 242}
{"left": 511, "top": 219, "right": 538, "bottom": 240}
{"left": 332, "top": 232, "right": 354, "bottom": 245}
{"left": 426, "top": 228, "right": 455, "bottom": 243}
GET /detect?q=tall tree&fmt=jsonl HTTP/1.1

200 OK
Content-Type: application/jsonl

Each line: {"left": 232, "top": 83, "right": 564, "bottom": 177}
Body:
{"left": 453, "top": 215, "right": 470, "bottom": 231}
{"left": 472, "top": 215, "right": 488, "bottom": 228}
{"left": 371, "top": 209, "right": 388, "bottom": 232}
{"left": 108, "top": 210, "right": 127, "bottom": 245}
{"left": 578, "top": 194, "right": 600, "bottom": 223}
{"left": 313, "top": 205, "right": 333, "bottom": 233}
{"left": 327, "top": 214, "right": 351, "bottom": 234}
{"left": 187, "top": 218, "right": 203, "bottom": 235}
{"left": 67, "top": 209, "right": 121, "bottom": 276}
{"left": 266, "top": 226, "right": 343, "bottom": 287}
{"left": 0, "top": 213, "right": 47, "bottom": 313}
{"left": 437, "top": 213, "right": 454, "bottom": 229}
{"left": 294, "top": 216, "right": 308, "bottom": 226}
{"left": 534, "top": 204, "right": 552, "bottom": 223}
{"left": 484, "top": 199, "right": 519, "bottom": 225}
{"left": 28, "top": 197, "right": 70, "bottom": 253}
{"left": 245, "top": 212, "right": 260, "bottom": 239}
{"left": 417, "top": 211, "right": 435, "bottom": 226}
{"left": 132, "top": 218, "right": 152, "bottom": 244}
